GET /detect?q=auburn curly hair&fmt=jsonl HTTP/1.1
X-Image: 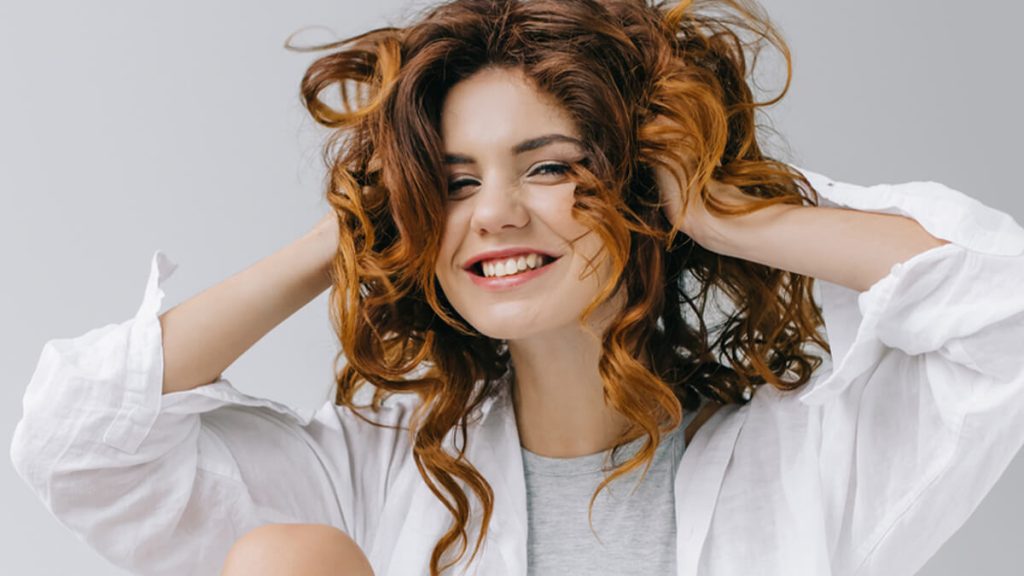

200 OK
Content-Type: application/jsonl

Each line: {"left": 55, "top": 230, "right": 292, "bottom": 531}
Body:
{"left": 288, "top": 0, "right": 829, "bottom": 573}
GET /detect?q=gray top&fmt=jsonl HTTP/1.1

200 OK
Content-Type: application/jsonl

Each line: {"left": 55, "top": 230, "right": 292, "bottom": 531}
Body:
{"left": 521, "top": 408, "right": 700, "bottom": 575}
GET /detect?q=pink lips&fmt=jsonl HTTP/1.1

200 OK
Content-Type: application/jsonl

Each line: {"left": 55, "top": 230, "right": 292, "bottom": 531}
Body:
{"left": 465, "top": 256, "right": 560, "bottom": 291}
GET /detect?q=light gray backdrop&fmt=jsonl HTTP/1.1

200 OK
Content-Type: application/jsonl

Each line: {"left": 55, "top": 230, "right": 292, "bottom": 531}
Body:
{"left": 2, "top": 1, "right": 1021, "bottom": 574}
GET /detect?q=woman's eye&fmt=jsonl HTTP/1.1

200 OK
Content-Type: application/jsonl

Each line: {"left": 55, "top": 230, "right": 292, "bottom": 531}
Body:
{"left": 531, "top": 163, "right": 570, "bottom": 178}
{"left": 446, "top": 163, "right": 572, "bottom": 197}
{"left": 447, "top": 179, "right": 476, "bottom": 192}
{"left": 446, "top": 178, "right": 477, "bottom": 193}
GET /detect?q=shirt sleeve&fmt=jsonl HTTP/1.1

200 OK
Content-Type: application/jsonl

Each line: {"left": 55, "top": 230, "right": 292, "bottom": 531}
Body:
{"left": 8, "top": 250, "right": 381, "bottom": 576}
{"left": 792, "top": 167, "right": 1024, "bottom": 575}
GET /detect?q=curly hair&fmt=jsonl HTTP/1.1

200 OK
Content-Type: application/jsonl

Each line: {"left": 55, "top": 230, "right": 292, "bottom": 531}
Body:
{"left": 288, "top": 0, "right": 829, "bottom": 573}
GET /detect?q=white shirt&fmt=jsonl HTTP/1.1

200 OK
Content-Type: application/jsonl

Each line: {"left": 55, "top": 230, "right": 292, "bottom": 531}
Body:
{"left": 10, "top": 166, "right": 1024, "bottom": 576}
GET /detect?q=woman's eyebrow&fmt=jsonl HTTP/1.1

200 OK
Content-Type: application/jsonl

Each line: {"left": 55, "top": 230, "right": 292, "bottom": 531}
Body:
{"left": 443, "top": 133, "right": 584, "bottom": 165}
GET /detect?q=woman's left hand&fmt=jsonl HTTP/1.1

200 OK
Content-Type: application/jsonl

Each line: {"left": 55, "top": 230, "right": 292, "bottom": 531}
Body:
{"left": 654, "top": 160, "right": 753, "bottom": 248}
{"left": 645, "top": 114, "right": 751, "bottom": 246}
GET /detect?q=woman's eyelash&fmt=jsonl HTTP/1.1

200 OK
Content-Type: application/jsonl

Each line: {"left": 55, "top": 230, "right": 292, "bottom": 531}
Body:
{"left": 447, "top": 178, "right": 476, "bottom": 191}
{"left": 447, "top": 163, "right": 571, "bottom": 191}
{"left": 532, "top": 163, "right": 570, "bottom": 176}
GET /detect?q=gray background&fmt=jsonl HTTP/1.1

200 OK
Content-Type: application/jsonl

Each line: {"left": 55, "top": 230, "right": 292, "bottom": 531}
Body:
{"left": 2, "top": 0, "right": 1021, "bottom": 574}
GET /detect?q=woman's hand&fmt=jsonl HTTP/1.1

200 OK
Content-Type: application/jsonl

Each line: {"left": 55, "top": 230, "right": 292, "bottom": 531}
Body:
{"left": 646, "top": 116, "right": 758, "bottom": 248}
{"left": 643, "top": 115, "right": 786, "bottom": 252}
{"left": 653, "top": 158, "right": 755, "bottom": 248}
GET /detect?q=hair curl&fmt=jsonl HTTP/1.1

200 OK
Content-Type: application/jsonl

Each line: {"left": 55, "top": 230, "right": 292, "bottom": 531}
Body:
{"left": 288, "top": 0, "right": 829, "bottom": 573}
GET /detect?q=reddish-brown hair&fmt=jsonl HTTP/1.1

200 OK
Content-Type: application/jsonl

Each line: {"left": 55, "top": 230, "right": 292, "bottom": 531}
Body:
{"left": 290, "top": 0, "right": 828, "bottom": 573}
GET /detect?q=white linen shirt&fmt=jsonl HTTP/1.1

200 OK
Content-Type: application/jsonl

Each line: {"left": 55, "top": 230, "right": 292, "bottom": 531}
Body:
{"left": 10, "top": 166, "right": 1024, "bottom": 576}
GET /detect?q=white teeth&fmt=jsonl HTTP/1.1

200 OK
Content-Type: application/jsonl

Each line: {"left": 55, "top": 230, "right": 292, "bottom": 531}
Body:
{"left": 481, "top": 254, "right": 549, "bottom": 278}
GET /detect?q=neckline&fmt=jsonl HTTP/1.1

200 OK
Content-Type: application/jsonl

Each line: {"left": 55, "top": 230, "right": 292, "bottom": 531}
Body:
{"left": 519, "top": 411, "right": 695, "bottom": 476}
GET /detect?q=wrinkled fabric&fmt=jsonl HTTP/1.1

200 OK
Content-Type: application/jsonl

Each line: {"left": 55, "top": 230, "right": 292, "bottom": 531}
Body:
{"left": 10, "top": 166, "right": 1024, "bottom": 575}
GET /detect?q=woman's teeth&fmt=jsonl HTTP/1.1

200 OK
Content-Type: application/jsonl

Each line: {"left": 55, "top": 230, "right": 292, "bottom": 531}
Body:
{"left": 482, "top": 253, "right": 547, "bottom": 278}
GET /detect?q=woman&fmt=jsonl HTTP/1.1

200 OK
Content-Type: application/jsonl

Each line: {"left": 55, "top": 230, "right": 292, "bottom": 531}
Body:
{"left": 10, "top": 0, "right": 1024, "bottom": 575}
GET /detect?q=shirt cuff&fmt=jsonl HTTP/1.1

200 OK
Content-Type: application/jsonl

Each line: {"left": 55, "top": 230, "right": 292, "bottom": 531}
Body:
{"left": 792, "top": 167, "right": 1024, "bottom": 405}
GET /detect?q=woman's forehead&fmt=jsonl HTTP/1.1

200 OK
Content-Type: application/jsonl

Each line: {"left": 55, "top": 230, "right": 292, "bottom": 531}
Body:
{"left": 440, "top": 68, "right": 582, "bottom": 153}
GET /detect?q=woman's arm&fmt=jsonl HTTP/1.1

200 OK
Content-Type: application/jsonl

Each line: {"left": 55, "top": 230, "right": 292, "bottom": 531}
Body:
{"left": 9, "top": 226, "right": 398, "bottom": 575}
{"left": 692, "top": 195, "right": 949, "bottom": 293}
{"left": 160, "top": 213, "right": 338, "bottom": 394}
{"left": 657, "top": 169, "right": 950, "bottom": 293}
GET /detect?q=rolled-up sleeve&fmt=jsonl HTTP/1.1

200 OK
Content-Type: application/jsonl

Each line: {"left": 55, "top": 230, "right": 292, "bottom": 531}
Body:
{"left": 10, "top": 251, "right": 352, "bottom": 575}
{"left": 793, "top": 168, "right": 1024, "bottom": 575}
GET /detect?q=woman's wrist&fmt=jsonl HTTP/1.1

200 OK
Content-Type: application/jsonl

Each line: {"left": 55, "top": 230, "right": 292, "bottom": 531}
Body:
{"left": 305, "top": 213, "right": 340, "bottom": 290}
{"left": 698, "top": 201, "right": 800, "bottom": 259}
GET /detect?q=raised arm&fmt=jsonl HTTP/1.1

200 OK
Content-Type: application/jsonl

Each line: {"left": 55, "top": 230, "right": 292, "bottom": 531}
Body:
{"left": 9, "top": 212, "right": 380, "bottom": 576}
{"left": 161, "top": 213, "right": 338, "bottom": 394}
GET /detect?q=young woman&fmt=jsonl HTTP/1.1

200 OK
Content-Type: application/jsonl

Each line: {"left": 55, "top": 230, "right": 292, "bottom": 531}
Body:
{"left": 11, "top": 0, "right": 1024, "bottom": 575}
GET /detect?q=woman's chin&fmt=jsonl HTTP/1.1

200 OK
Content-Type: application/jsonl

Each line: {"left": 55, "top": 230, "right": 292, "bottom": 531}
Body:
{"left": 474, "top": 325, "right": 530, "bottom": 341}
{"left": 470, "top": 319, "right": 546, "bottom": 342}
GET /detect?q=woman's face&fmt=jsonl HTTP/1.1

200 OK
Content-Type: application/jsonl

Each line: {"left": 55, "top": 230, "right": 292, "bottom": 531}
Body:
{"left": 434, "top": 66, "right": 618, "bottom": 341}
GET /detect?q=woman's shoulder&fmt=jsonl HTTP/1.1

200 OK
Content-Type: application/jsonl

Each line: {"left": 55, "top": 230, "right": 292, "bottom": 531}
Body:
{"left": 309, "top": 388, "right": 422, "bottom": 444}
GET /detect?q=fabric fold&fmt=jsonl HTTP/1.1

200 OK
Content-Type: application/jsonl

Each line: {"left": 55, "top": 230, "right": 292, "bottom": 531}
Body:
{"left": 9, "top": 249, "right": 344, "bottom": 575}
{"left": 104, "top": 249, "right": 314, "bottom": 453}
{"left": 793, "top": 167, "right": 1024, "bottom": 406}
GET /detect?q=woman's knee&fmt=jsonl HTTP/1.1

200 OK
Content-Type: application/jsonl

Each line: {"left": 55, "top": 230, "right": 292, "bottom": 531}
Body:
{"left": 221, "top": 523, "right": 375, "bottom": 576}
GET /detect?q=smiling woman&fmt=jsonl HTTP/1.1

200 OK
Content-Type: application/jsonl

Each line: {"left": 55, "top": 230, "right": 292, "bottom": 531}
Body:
{"left": 283, "top": 0, "right": 1024, "bottom": 573}
{"left": 8, "top": 1, "right": 1024, "bottom": 576}
{"left": 293, "top": 0, "right": 834, "bottom": 572}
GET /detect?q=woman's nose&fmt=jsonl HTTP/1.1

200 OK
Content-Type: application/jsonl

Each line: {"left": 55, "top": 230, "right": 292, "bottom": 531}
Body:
{"left": 469, "top": 180, "right": 529, "bottom": 234}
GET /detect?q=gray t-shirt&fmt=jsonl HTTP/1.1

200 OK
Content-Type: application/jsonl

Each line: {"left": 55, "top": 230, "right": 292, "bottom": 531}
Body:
{"left": 521, "top": 408, "right": 700, "bottom": 575}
